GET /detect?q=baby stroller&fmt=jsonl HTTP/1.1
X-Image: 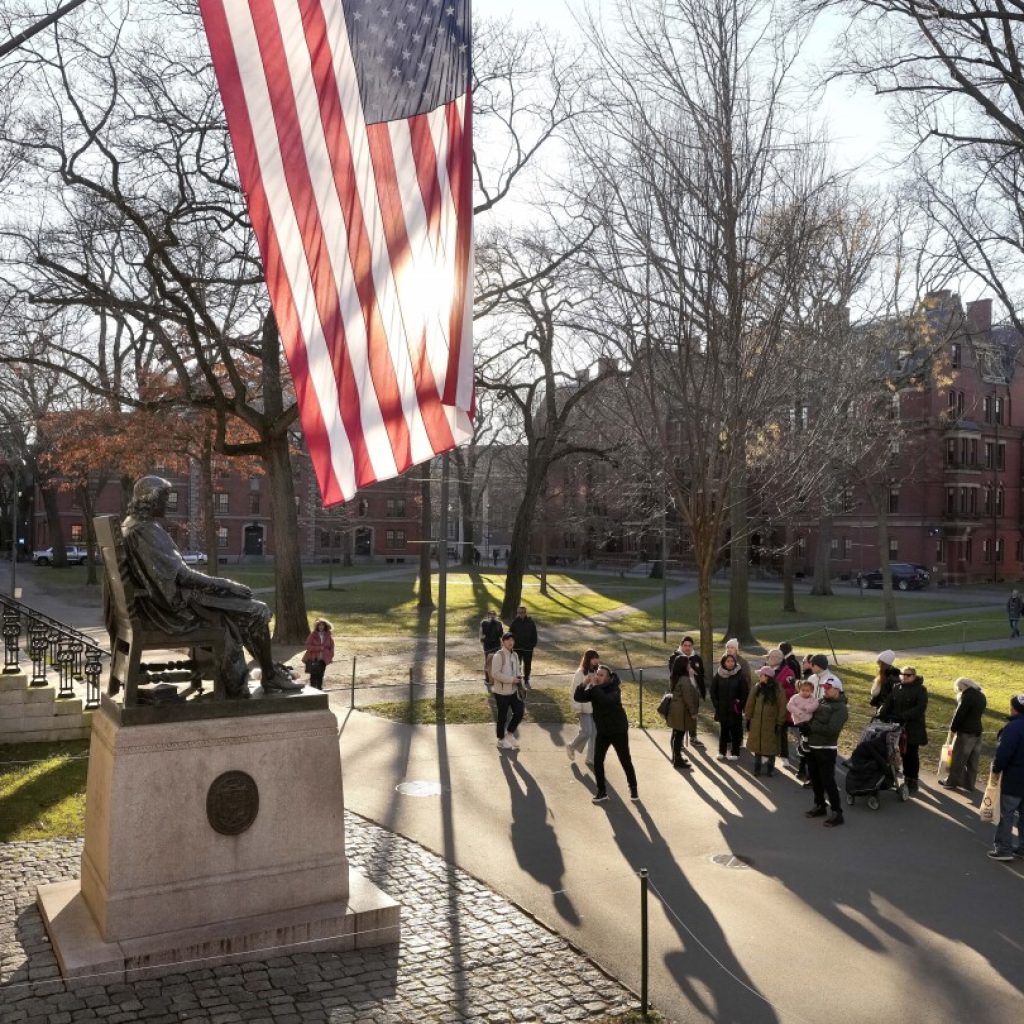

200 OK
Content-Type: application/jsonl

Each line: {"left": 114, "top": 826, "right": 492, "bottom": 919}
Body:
{"left": 844, "top": 719, "right": 910, "bottom": 810}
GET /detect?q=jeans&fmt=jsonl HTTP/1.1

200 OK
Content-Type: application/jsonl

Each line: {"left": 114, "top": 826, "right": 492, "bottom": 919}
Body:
{"left": 570, "top": 713, "right": 596, "bottom": 763}
{"left": 494, "top": 692, "right": 524, "bottom": 739}
{"left": 515, "top": 649, "right": 534, "bottom": 684}
{"left": 993, "top": 792, "right": 1023, "bottom": 854}
{"left": 718, "top": 720, "right": 742, "bottom": 757}
{"left": 594, "top": 732, "right": 638, "bottom": 796}
{"left": 1010, "top": 617, "right": 1020, "bottom": 638}
{"left": 807, "top": 748, "right": 841, "bottom": 813}
{"left": 786, "top": 726, "right": 804, "bottom": 769}
{"left": 948, "top": 732, "right": 982, "bottom": 789}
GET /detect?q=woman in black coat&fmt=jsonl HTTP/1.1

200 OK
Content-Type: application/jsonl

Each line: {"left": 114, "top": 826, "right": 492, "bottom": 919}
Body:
{"left": 941, "top": 677, "right": 987, "bottom": 791}
{"left": 710, "top": 654, "right": 749, "bottom": 762}
{"left": 879, "top": 665, "right": 929, "bottom": 793}
{"left": 574, "top": 666, "right": 639, "bottom": 803}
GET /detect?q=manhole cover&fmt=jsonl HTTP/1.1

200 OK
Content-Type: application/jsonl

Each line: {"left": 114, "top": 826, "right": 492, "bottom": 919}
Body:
{"left": 710, "top": 853, "right": 753, "bottom": 869}
{"left": 395, "top": 780, "right": 444, "bottom": 797}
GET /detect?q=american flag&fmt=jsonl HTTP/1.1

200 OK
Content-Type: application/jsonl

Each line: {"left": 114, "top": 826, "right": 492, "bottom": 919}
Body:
{"left": 198, "top": 0, "right": 474, "bottom": 505}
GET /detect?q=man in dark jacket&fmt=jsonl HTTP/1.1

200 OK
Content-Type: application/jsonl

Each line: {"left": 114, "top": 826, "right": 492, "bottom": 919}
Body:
{"left": 668, "top": 635, "right": 706, "bottom": 747}
{"left": 1008, "top": 590, "right": 1023, "bottom": 639}
{"left": 988, "top": 694, "right": 1024, "bottom": 861}
{"left": 479, "top": 611, "right": 503, "bottom": 685}
{"left": 574, "top": 666, "right": 638, "bottom": 804}
{"left": 508, "top": 605, "right": 538, "bottom": 688}
{"left": 879, "top": 666, "right": 929, "bottom": 793}
{"left": 941, "top": 678, "right": 987, "bottom": 791}
{"left": 805, "top": 678, "right": 850, "bottom": 828}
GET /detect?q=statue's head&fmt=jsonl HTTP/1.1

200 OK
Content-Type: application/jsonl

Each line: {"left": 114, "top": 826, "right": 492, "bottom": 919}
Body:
{"left": 128, "top": 475, "right": 173, "bottom": 519}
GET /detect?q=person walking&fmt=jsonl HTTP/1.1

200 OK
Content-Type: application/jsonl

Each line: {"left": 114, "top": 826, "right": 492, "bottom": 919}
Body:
{"left": 568, "top": 649, "right": 599, "bottom": 766}
{"left": 301, "top": 618, "right": 335, "bottom": 690}
{"left": 869, "top": 649, "right": 901, "bottom": 709}
{"left": 711, "top": 653, "right": 749, "bottom": 762}
{"left": 745, "top": 665, "right": 788, "bottom": 777}
{"left": 490, "top": 633, "right": 525, "bottom": 751}
{"left": 668, "top": 635, "right": 706, "bottom": 747}
{"left": 508, "top": 605, "right": 538, "bottom": 689}
{"left": 574, "top": 665, "right": 639, "bottom": 803}
{"left": 1008, "top": 590, "right": 1023, "bottom": 639}
{"left": 666, "top": 656, "right": 698, "bottom": 771}
{"left": 804, "top": 676, "right": 849, "bottom": 828}
{"left": 879, "top": 665, "right": 929, "bottom": 794}
{"left": 940, "top": 677, "right": 987, "bottom": 791}
{"left": 479, "top": 610, "right": 503, "bottom": 686}
{"left": 987, "top": 693, "right": 1024, "bottom": 861}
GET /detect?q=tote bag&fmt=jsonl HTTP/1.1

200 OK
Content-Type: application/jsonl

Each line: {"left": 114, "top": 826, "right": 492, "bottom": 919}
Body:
{"left": 979, "top": 767, "right": 1002, "bottom": 825}
{"left": 938, "top": 730, "right": 954, "bottom": 777}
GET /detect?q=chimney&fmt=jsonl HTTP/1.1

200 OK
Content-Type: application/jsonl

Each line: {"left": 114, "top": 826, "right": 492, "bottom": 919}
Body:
{"left": 966, "top": 299, "right": 992, "bottom": 334}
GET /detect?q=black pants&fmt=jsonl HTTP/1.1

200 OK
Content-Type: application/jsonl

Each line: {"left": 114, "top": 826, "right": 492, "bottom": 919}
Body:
{"left": 515, "top": 649, "right": 534, "bottom": 684}
{"left": 903, "top": 743, "right": 920, "bottom": 783}
{"left": 719, "top": 720, "right": 742, "bottom": 756}
{"left": 670, "top": 730, "right": 691, "bottom": 765}
{"left": 493, "top": 692, "right": 524, "bottom": 739}
{"left": 307, "top": 659, "right": 326, "bottom": 689}
{"left": 807, "top": 748, "right": 841, "bottom": 812}
{"left": 594, "top": 732, "right": 637, "bottom": 796}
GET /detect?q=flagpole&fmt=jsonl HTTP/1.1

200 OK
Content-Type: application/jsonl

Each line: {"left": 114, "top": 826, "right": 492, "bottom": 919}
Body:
{"left": 437, "top": 454, "right": 450, "bottom": 702}
{"left": 0, "top": 0, "right": 88, "bottom": 60}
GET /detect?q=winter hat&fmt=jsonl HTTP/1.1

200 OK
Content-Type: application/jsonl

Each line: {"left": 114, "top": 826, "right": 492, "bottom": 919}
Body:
{"left": 501, "top": 632, "right": 515, "bottom": 641}
{"left": 766, "top": 648, "right": 783, "bottom": 664}
{"left": 877, "top": 649, "right": 896, "bottom": 666}
{"left": 1011, "top": 694, "right": 1024, "bottom": 714}
{"left": 810, "top": 654, "right": 829, "bottom": 670}
{"left": 758, "top": 665, "right": 776, "bottom": 679}
{"left": 725, "top": 638, "right": 740, "bottom": 651}
{"left": 954, "top": 677, "right": 981, "bottom": 692}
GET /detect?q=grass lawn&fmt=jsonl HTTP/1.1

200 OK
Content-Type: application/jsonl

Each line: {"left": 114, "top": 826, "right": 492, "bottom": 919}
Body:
{"left": 306, "top": 571, "right": 660, "bottom": 637}
{"left": 0, "top": 740, "right": 89, "bottom": 842}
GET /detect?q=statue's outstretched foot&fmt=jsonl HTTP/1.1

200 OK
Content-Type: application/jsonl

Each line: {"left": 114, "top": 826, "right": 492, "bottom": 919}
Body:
{"left": 261, "top": 666, "right": 304, "bottom": 693}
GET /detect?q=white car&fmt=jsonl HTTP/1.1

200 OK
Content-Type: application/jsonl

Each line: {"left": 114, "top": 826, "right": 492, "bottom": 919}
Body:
{"left": 32, "top": 545, "right": 88, "bottom": 566}
{"left": 180, "top": 551, "right": 209, "bottom": 565}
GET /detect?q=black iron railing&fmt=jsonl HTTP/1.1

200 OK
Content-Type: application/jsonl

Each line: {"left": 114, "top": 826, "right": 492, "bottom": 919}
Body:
{"left": 0, "top": 594, "right": 108, "bottom": 709}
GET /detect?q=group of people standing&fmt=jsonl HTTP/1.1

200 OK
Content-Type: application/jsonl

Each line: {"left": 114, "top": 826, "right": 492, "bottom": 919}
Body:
{"left": 481, "top": 606, "right": 539, "bottom": 750}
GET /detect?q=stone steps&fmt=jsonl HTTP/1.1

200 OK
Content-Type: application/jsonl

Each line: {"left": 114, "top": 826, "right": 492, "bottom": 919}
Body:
{"left": 0, "top": 673, "right": 93, "bottom": 745}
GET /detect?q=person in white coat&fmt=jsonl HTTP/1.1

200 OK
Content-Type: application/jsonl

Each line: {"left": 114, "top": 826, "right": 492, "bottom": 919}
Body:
{"left": 568, "top": 648, "right": 599, "bottom": 766}
{"left": 490, "top": 633, "right": 524, "bottom": 750}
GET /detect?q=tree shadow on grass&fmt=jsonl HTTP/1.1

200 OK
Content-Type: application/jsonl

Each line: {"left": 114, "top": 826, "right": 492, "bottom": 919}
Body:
{"left": 0, "top": 755, "right": 88, "bottom": 842}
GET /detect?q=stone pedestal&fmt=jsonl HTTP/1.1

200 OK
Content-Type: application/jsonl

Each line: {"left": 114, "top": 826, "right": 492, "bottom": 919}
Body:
{"left": 37, "top": 705, "right": 400, "bottom": 982}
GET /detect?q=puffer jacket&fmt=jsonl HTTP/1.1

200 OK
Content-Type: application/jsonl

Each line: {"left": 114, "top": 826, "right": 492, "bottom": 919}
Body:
{"left": 870, "top": 666, "right": 901, "bottom": 709}
{"left": 880, "top": 676, "right": 929, "bottom": 746}
{"left": 574, "top": 673, "right": 629, "bottom": 735}
{"left": 806, "top": 695, "right": 849, "bottom": 748}
{"left": 950, "top": 686, "right": 987, "bottom": 736}
{"left": 993, "top": 715, "right": 1024, "bottom": 797}
{"left": 744, "top": 680, "right": 787, "bottom": 756}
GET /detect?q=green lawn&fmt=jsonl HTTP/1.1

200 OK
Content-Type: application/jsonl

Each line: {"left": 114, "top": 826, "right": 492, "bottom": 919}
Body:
{"left": 0, "top": 740, "right": 89, "bottom": 842}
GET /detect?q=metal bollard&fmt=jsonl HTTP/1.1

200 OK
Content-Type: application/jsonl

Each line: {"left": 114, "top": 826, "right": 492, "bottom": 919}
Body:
{"left": 639, "top": 668, "right": 644, "bottom": 729}
{"left": 350, "top": 655, "right": 357, "bottom": 709}
{"left": 409, "top": 665, "right": 414, "bottom": 709}
{"left": 640, "top": 867, "right": 649, "bottom": 1020}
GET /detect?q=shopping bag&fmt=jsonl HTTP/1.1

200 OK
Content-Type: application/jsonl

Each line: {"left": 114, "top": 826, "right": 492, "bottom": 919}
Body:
{"left": 657, "top": 693, "right": 673, "bottom": 719}
{"left": 979, "top": 768, "right": 1001, "bottom": 825}
{"left": 938, "top": 730, "right": 954, "bottom": 777}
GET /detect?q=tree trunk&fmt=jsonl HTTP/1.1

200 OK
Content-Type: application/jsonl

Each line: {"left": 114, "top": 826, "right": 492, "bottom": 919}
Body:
{"left": 724, "top": 459, "right": 756, "bottom": 645}
{"left": 696, "top": 552, "right": 716, "bottom": 673}
{"left": 782, "top": 519, "right": 797, "bottom": 613}
{"left": 418, "top": 465, "right": 435, "bottom": 609}
{"left": 810, "top": 512, "right": 833, "bottom": 596}
{"left": 39, "top": 484, "right": 67, "bottom": 566}
{"left": 539, "top": 521, "right": 548, "bottom": 596}
{"left": 200, "top": 435, "right": 219, "bottom": 575}
{"left": 500, "top": 472, "right": 545, "bottom": 620}
{"left": 264, "top": 432, "right": 309, "bottom": 642}
{"left": 877, "top": 499, "right": 898, "bottom": 630}
{"left": 79, "top": 485, "right": 99, "bottom": 586}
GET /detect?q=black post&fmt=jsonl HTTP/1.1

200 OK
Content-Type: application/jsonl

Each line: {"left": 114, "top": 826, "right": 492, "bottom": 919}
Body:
{"left": 661, "top": 507, "right": 668, "bottom": 643}
{"left": 638, "top": 668, "right": 644, "bottom": 730}
{"left": 640, "top": 867, "right": 649, "bottom": 1020}
{"left": 824, "top": 626, "right": 839, "bottom": 666}
{"left": 9, "top": 460, "right": 17, "bottom": 597}
{"left": 0, "top": 0, "right": 88, "bottom": 60}
{"left": 437, "top": 454, "right": 449, "bottom": 701}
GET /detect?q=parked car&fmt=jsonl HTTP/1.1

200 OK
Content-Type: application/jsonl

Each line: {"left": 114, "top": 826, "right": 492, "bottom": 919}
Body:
{"left": 32, "top": 545, "right": 89, "bottom": 566}
{"left": 859, "top": 562, "right": 928, "bottom": 591}
{"left": 181, "top": 551, "right": 208, "bottom": 565}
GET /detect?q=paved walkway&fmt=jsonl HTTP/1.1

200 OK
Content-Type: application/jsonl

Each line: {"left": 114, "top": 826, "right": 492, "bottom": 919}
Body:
{"left": 335, "top": 710, "right": 1023, "bottom": 1024}
{"left": 0, "top": 819, "right": 635, "bottom": 1024}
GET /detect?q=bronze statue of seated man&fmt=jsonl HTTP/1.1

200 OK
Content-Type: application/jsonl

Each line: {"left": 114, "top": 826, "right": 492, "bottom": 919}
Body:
{"left": 120, "top": 475, "right": 302, "bottom": 697}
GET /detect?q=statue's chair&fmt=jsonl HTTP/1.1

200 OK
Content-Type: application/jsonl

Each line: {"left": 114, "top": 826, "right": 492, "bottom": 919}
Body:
{"left": 95, "top": 515, "right": 226, "bottom": 706}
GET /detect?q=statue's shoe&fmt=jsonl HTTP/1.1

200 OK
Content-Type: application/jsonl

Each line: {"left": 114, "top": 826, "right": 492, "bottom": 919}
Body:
{"left": 261, "top": 670, "right": 304, "bottom": 693}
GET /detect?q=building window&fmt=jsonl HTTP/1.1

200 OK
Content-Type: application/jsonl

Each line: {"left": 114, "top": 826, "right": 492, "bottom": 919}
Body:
{"left": 358, "top": 499, "right": 369, "bottom": 517}
{"left": 995, "top": 397, "right": 1005, "bottom": 425}
{"left": 951, "top": 342, "right": 962, "bottom": 368}
{"left": 983, "top": 487, "right": 992, "bottom": 515}
{"left": 385, "top": 529, "right": 406, "bottom": 549}
{"left": 985, "top": 442, "right": 994, "bottom": 468}
{"left": 997, "top": 488, "right": 1005, "bottom": 516}
{"left": 959, "top": 487, "right": 968, "bottom": 514}
{"left": 996, "top": 538, "right": 1005, "bottom": 562}
{"left": 888, "top": 488, "right": 899, "bottom": 514}
{"left": 970, "top": 438, "right": 978, "bottom": 465}
{"left": 215, "top": 492, "right": 229, "bottom": 514}
{"left": 888, "top": 538, "right": 898, "bottom": 559}
{"left": 965, "top": 538, "right": 973, "bottom": 562}
{"left": 385, "top": 498, "right": 406, "bottom": 517}
{"left": 946, "top": 487, "right": 956, "bottom": 514}
{"left": 888, "top": 395, "right": 900, "bottom": 420}
{"left": 983, "top": 539, "right": 991, "bottom": 562}
{"left": 970, "top": 488, "right": 978, "bottom": 515}
{"left": 959, "top": 438, "right": 969, "bottom": 466}
{"left": 248, "top": 493, "right": 260, "bottom": 514}
{"left": 946, "top": 439, "right": 956, "bottom": 467}
{"left": 830, "top": 537, "right": 839, "bottom": 556}
{"left": 166, "top": 491, "right": 179, "bottom": 512}
{"left": 936, "top": 540, "right": 944, "bottom": 562}
{"left": 217, "top": 527, "right": 228, "bottom": 549}
{"left": 997, "top": 443, "right": 1006, "bottom": 470}
{"left": 984, "top": 395, "right": 993, "bottom": 422}
{"left": 70, "top": 524, "right": 84, "bottom": 542}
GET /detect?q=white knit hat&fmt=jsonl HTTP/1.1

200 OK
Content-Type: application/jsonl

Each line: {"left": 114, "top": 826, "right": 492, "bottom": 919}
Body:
{"left": 877, "top": 649, "right": 896, "bottom": 666}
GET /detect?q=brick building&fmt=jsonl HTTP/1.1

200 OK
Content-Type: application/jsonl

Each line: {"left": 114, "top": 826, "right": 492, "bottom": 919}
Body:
{"left": 32, "top": 456, "right": 424, "bottom": 565}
